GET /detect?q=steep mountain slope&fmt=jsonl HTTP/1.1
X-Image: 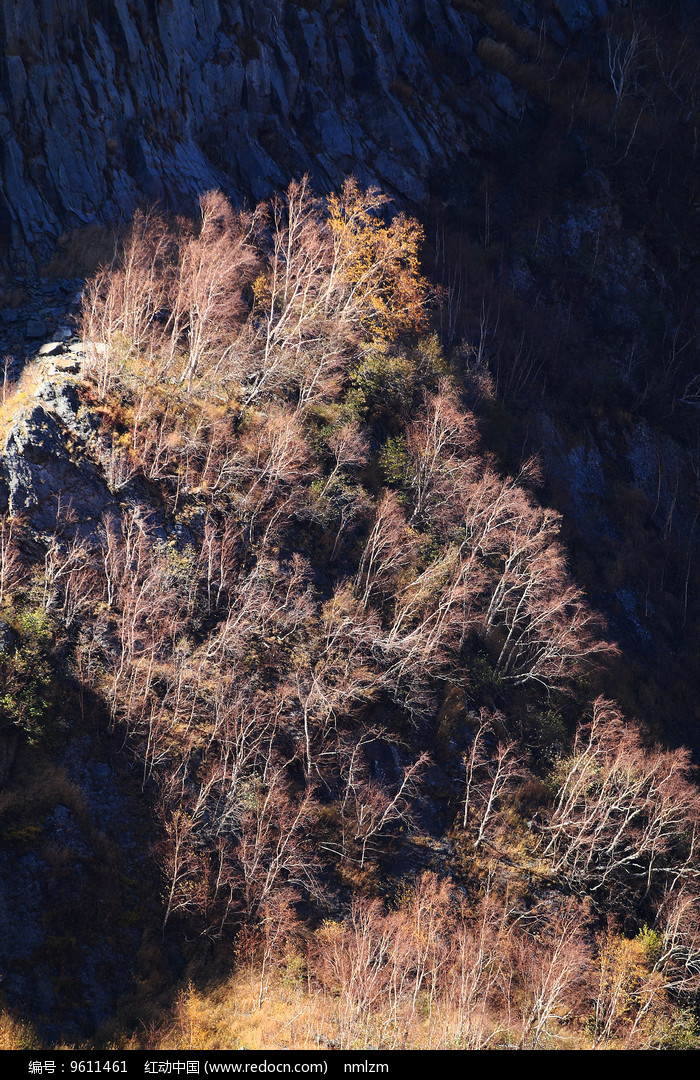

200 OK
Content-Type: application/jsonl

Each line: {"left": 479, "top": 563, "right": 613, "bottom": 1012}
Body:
{"left": 1, "top": 0, "right": 700, "bottom": 1051}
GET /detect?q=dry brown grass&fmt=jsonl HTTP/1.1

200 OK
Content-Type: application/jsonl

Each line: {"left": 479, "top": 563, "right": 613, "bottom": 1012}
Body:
{"left": 476, "top": 38, "right": 550, "bottom": 101}
{"left": 458, "top": 0, "right": 560, "bottom": 66}
{"left": 0, "top": 752, "right": 90, "bottom": 833}
{"left": 464, "top": 0, "right": 618, "bottom": 132}
{"left": 43, "top": 224, "right": 120, "bottom": 280}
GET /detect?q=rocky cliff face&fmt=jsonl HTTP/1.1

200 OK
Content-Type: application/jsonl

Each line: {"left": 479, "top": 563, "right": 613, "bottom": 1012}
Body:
{"left": 0, "top": 0, "right": 614, "bottom": 269}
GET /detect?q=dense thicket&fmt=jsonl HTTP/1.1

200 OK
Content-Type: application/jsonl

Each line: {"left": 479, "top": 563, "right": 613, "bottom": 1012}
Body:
{"left": 2, "top": 177, "right": 700, "bottom": 1048}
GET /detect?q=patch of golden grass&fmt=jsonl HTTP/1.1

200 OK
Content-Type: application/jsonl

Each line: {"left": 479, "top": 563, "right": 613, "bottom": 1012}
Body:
{"left": 0, "top": 1009, "right": 39, "bottom": 1050}
{"left": 134, "top": 971, "right": 338, "bottom": 1052}
{"left": 148, "top": 968, "right": 604, "bottom": 1051}
{"left": 0, "top": 360, "right": 44, "bottom": 443}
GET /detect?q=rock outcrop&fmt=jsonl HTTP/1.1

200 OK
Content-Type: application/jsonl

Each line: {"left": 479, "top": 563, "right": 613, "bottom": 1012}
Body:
{"left": 0, "top": 373, "right": 116, "bottom": 533}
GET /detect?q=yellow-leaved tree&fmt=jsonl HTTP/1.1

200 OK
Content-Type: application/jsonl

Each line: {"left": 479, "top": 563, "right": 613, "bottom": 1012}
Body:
{"left": 245, "top": 175, "right": 431, "bottom": 408}
{"left": 326, "top": 176, "right": 428, "bottom": 347}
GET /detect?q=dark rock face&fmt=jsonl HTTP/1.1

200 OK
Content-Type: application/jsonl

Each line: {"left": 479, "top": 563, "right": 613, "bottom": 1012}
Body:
{"left": 0, "top": 738, "right": 148, "bottom": 1043}
{"left": 0, "top": 369, "right": 175, "bottom": 1041}
{"left": 0, "top": 0, "right": 615, "bottom": 269}
{"left": 0, "top": 377, "right": 114, "bottom": 533}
